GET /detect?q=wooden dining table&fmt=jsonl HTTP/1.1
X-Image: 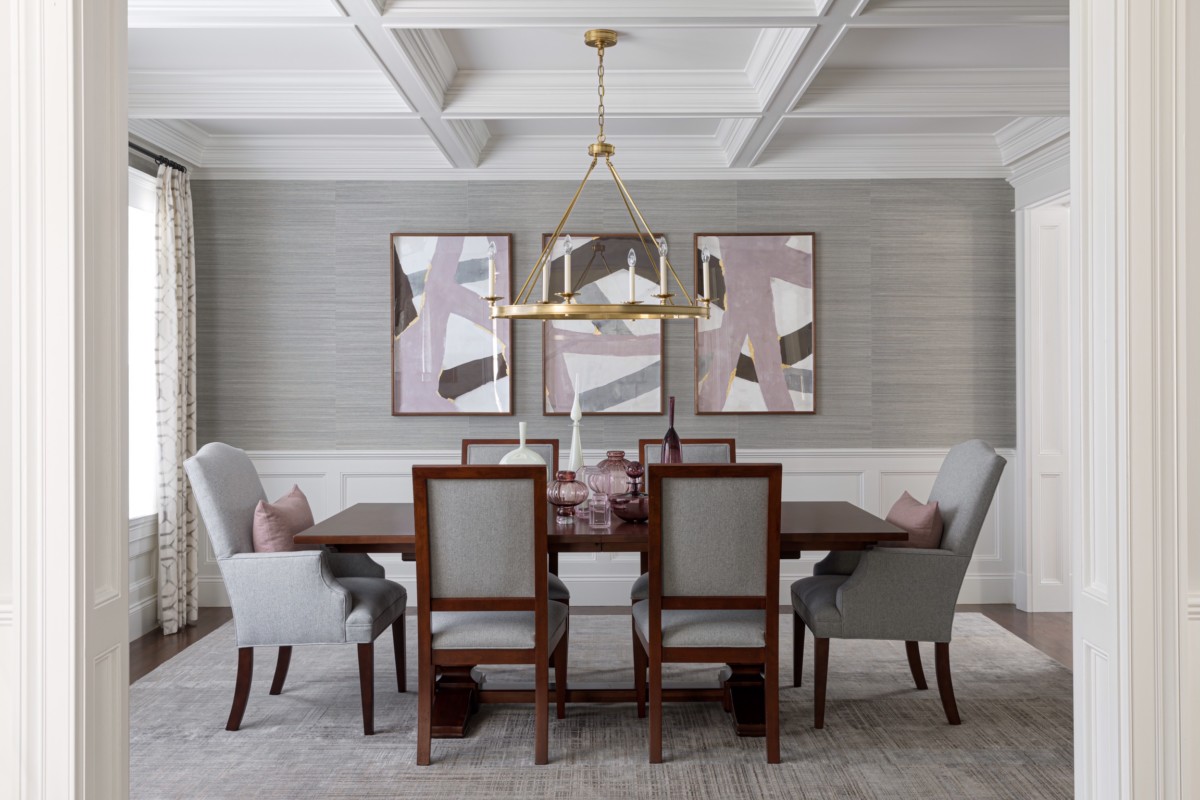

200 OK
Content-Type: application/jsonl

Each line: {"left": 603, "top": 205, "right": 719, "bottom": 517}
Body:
{"left": 295, "top": 500, "right": 905, "bottom": 739}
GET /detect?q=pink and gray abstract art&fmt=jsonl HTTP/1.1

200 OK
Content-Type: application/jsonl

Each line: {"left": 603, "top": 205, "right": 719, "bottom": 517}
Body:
{"left": 391, "top": 234, "right": 512, "bottom": 415}
{"left": 695, "top": 234, "right": 815, "bottom": 414}
{"left": 543, "top": 234, "right": 664, "bottom": 415}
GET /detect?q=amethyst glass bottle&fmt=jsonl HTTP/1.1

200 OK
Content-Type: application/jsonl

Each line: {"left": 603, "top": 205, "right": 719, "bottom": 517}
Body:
{"left": 661, "top": 395, "right": 682, "bottom": 464}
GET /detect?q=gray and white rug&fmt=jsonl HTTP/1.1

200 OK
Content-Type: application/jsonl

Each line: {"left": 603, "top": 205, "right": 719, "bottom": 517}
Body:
{"left": 131, "top": 613, "right": 1073, "bottom": 799}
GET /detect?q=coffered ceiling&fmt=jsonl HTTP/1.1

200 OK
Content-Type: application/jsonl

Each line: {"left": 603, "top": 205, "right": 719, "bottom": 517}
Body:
{"left": 127, "top": 0, "right": 1069, "bottom": 180}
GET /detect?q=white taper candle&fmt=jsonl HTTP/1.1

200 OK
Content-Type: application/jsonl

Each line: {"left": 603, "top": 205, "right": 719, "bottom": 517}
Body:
{"left": 627, "top": 248, "right": 637, "bottom": 303}
{"left": 563, "top": 234, "right": 573, "bottom": 299}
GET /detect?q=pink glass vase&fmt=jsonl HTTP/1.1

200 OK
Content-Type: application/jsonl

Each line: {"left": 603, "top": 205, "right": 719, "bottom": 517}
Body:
{"left": 547, "top": 470, "right": 588, "bottom": 523}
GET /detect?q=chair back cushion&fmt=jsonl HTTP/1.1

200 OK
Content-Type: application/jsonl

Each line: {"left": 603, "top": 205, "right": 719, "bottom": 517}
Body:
{"left": 928, "top": 439, "right": 1007, "bottom": 556}
{"left": 658, "top": 473, "right": 769, "bottom": 596}
{"left": 252, "top": 485, "right": 315, "bottom": 553}
{"left": 425, "top": 476, "right": 537, "bottom": 598}
{"left": 884, "top": 491, "right": 944, "bottom": 549}
{"left": 640, "top": 440, "right": 734, "bottom": 465}
{"left": 464, "top": 442, "right": 557, "bottom": 483}
{"left": 184, "top": 442, "right": 268, "bottom": 559}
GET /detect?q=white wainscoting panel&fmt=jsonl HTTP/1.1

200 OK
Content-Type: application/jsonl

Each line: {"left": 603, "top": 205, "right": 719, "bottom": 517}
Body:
{"left": 198, "top": 448, "right": 1016, "bottom": 607}
{"left": 129, "top": 516, "right": 159, "bottom": 639}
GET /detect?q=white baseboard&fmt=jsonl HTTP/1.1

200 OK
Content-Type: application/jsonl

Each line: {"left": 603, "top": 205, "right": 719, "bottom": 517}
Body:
{"left": 195, "top": 447, "right": 1017, "bottom": 608}
{"left": 128, "top": 596, "right": 158, "bottom": 640}
{"left": 129, "top": 516, "right": 160, "bottom": 638}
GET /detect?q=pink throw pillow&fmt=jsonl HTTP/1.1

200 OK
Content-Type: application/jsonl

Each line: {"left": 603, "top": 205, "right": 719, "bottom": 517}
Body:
{"left": 884, "top": 491, "right": 944, "bottom": 549}
{"left": 252, "top": 485, "right": 315, "bottom": 553}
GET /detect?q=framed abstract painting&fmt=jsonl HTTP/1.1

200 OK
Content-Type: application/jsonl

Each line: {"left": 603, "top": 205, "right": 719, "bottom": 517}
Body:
{"left": 694, "top": 233, "right": 816, "bottom": 414}
{"left": 390, "top": 233, "right": 513, "bottom": 415}
{"left": 542, "top": 233, "right": 664, "bottom": 415}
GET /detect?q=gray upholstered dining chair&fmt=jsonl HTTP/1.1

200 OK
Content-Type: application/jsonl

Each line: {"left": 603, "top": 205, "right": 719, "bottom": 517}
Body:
{"left": 413, "top": 464, "right": 569, "bottom": 765}
{"left": 184, "top": 442, "right": 407, "bottom": 736}
{"left": 790, "top": 439, "right": 1006, "bottom": 729}
{"left": 632, "top": 463, "right": 783, "bottom": 763}
{"left": 461, "top": 438, "right": 571, "bottom": 604}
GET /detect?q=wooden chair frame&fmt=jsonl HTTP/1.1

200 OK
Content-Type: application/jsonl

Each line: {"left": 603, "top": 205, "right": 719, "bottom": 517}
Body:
{"left": 632, "top": 463, "right": 782, "bottom": 764}
{"left": 413, "top": 465, "right": 567, "bottom": 765}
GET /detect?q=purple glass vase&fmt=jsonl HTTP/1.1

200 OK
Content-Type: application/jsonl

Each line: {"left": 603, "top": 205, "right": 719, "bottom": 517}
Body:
{"left": 588, "top": 450, "right": 633, "bottom": 496}
{"left": 611, "top": 460, "right": 649, "bottom": 523}
{"left": 661, "top": 396, "right": 682, "bottom": 464}
{"left": 547, "top": 470, "right": 588, "bottom": 522}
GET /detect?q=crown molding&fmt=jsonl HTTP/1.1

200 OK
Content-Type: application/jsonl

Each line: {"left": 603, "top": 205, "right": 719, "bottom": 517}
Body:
{"left": 745, "top": 28, "right": 813, "bottom": 107}
{"left": 714, "top": 118, "right": 760, "bottom": 166}
{"left": 850, "top": 0, "right": 1067, "bottom": 26}
{"left": 185, "top": 131, "right": 1006, "bottom": 180}
{"left": 128, "top": 0, "right": 348, "bottom": 27}
{"left": 995, "top": 115, "right": 1069, "bottom": 165}
{"left": 445, "top": 119, "right": 491, "bottom": 164}
{"left": 390, "top": 28, "right": 457, "bottom": 108}
{"left": 1006, "top": 137, "right": 1069, "bottom": 189}
{"left": 444, "top": 69, "right": 761, "bottom": 118}
{"left": 793, "top": 68, "right": 1069, "bottom": 117}
{"left": 129, "top": 70, "right": 413, "bottom": 118}
{"left": 128, "top": 118, "right": 210, "bottom": 166}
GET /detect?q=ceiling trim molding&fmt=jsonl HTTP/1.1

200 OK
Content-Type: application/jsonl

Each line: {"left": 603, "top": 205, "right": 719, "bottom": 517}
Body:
{"left": 745, "top": 28, "right": 813, "bottom": 107}
{"left": 715, "top": 118, "right": 760, "bottom": 165}
{"left": 376, "top": 0, "right": 827, "bottom": 27}
{"left": 793, "top": 68, "right": 1069, "bottom": 117}
{"left": 390, "top": 28, "right": 457, "bottom": 107}
{"left": 995, "top": 115, "right": 1070, "bottom": 164}
{"left": 1006, "top": 137, "right": 1069, "bottom": 188}
{"left": 128, "top": 118, "right": 211, "bottom": 166}
{"left": 849, "top": 0, "right": 1068, "bottom": 27}
{"left": 128, "top": 70, "right": 412, "bottom": 118}
{"left": 445, "top": 119, "right": 491, "bottom": 164}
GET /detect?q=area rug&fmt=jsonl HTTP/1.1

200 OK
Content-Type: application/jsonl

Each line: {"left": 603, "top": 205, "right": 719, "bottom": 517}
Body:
{"left": 130, "top": 613, "right": 1073, "bottom": 799}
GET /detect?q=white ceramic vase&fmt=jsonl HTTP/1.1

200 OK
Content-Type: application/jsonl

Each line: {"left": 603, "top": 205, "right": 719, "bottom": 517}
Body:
{"left": 499, "top": 422, "right": 547, "bottom": 467}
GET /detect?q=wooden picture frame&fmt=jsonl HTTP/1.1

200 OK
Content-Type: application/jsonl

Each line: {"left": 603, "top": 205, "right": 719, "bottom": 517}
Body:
{"left": 390, "top": 233, "right": 514, "bottom": 416}
{"left": 693, "top": 233, "right": 817, "bottom": 415}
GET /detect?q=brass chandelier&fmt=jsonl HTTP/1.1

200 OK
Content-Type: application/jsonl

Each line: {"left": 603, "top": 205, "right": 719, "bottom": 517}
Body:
{"left": 489, "top": 29, "right": 711, "bottom": 322}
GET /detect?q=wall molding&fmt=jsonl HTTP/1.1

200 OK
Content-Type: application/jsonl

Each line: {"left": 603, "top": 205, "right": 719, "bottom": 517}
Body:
{"left": 197, "top": 447, "right": 1017, "bottom": 608}
{"left": 0, "top": 605, "right": 12, "bottom": 627}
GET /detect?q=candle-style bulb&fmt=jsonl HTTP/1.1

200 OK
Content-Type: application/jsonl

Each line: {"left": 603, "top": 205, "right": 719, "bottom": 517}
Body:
{"left": 657, "top": 237, "right": 668, "bottom": 257}
{"left": 701, "top": 246, "right": 710, "bottom": 265}
{"left": 627, "top": 248, "right": 637, "bottom": 268}
{"left": 487, "top": 240, "right": 497, "bottom": 258}
{"left": 564, "top": 234, "right": 573, "bottom": 255}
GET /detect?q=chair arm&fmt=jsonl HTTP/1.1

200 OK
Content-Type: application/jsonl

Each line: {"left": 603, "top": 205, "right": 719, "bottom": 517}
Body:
{"left": 835, "top": 548, "right": 970, "bottom": 643}
{"left": 219, "top": 551, "right": 352, "bottom": 647}
{"left": 325, "top": 551, "right": 385, "bottom": 579}
{"left": 813, "top": 551, "right": 862, "bottom": 576}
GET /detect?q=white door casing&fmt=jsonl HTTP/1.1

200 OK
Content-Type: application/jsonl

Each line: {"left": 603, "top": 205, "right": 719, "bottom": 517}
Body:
{"left": 5, "top": 0, "right": 130, "bottom": 797}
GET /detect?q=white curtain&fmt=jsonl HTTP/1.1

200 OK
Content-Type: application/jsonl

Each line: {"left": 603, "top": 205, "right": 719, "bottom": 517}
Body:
{"left": 155, "top": 164, "right": 199, "bottom": 634}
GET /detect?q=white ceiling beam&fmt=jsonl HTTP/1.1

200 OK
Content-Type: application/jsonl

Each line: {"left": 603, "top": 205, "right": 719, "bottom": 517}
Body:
{"left": 727, "top": 0, "right": 864, "bottom": 168}
{"left": 341, "top": 0, "right": 482, "bottom": 167}
{"left": 128, "top": 70, "right": 413, "bottom": 119}
{"left": 849, "top": 0, "right": 1067, "bottom": 27}
{"left": 792, "top": 68, "right": 1069, "bottom": 118}
{"left": 376, "top": 0, "right": 827, "bottom": 28}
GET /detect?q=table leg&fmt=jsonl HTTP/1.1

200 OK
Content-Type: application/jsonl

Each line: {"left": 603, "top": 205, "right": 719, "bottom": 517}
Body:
{"left": 430, "top": 666, "right": 482, "bottom": 738}
{"left": 721, "top": 663, "right": 767, "bottom": 737}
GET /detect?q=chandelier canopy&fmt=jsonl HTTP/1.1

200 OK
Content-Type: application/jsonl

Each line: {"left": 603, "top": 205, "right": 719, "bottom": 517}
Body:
{"left": 489, "top": 29, "right": 712, "bottom": 322}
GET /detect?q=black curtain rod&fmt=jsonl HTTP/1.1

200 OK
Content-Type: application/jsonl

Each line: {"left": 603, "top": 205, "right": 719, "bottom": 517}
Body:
{"left": 128, "top": 141, "right": 188, "bottom": 173}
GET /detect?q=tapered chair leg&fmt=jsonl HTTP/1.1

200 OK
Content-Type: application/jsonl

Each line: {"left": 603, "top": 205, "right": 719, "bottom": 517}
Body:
{"left": 535, "top": 656, "right": 550, "bottom": 764}
{"left": 793, "top": 612, "right": 805, "bottom": 687}
{"left": 357, "top": 642, "right": 375, "bottom": 736}
{"left": 765, "top": 657, "right": 781, "bottom": 764}
{"left": 393, "top": 616, "right": 406, "bottom": 693}
{"left": 269, "top": 646, "right": 292, "bottom": 695}
{"left": 905, "top": 641, "right": 928, "bottom": 690}
{"left": 648, "top": 649, "right": 663, "bottom": 764}
{"left": 813, "top": 637, "right": 829, "bottom": 730}
{"left": 416, "top": 656, "right": 432, "bottom": 765}
{"left": 553, "top": 630, "right": 569, "bottom": 720}
{"left": 226, "top": 647, "right": 254, "bottom": 731}
{"left": 633, "top": 627, "right": 647, "bottom": 719}
{"left": 934, "top": 641, "right": 961, "bottom": 725}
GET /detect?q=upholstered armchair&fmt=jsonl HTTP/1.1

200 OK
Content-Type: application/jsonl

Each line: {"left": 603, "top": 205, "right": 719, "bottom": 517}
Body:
{"left": 790, "top": 439, "right": 1006, "bottom": 728}
{"left": 184, "top": 442, "right": 407, "bottom": 735}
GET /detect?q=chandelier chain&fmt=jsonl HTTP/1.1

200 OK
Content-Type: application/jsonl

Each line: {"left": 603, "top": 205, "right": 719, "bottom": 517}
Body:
{"left": 596, "top": 45, "right": 606, "bottom": 144}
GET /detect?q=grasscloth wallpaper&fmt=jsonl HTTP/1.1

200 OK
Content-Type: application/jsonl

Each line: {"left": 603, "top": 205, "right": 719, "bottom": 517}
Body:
{"left": 192, "top": 179, "right": 1014, "bottom": 451}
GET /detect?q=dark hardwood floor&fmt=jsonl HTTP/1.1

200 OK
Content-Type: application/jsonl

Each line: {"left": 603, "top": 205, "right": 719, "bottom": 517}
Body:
{"left": 129, "top": 603, "right": 1072, "bottom": 684}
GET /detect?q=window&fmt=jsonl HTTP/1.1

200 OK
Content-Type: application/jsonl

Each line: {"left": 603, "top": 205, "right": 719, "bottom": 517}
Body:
{"left": 129, "top": 168, "right": 158, "bottom": 521}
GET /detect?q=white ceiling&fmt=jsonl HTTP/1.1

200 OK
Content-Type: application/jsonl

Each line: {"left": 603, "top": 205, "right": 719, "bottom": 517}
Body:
{"left": 126, "top": 0, "right": 1070, "bottom": 180}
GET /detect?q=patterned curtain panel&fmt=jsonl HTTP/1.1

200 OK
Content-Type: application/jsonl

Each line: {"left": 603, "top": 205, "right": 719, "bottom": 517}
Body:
{"left": 156, "top": 164, "right": 199, "bottom": 635}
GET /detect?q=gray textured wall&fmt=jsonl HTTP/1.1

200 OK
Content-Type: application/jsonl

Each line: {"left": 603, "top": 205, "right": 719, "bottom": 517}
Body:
{"left": 193, "top": 179, "right": 1015, "bottom": 451}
